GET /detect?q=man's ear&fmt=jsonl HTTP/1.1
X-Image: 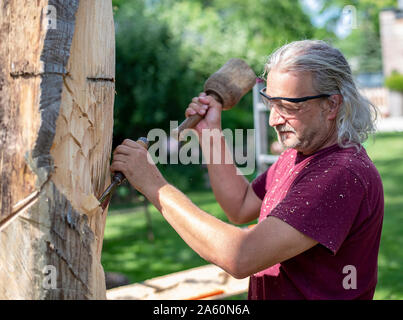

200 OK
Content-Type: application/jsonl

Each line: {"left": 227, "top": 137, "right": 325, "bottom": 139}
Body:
{"left": 327, "top": 94, "right": 342, "bottom": 120}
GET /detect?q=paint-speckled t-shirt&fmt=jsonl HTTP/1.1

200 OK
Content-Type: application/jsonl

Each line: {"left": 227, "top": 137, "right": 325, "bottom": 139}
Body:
{"left": 249, "top": 144, "right": 384, "bottom": 300}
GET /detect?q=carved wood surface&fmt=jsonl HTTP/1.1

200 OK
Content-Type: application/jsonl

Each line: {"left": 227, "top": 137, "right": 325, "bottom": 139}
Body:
{"left": 0, "top": 0, "right": 115, "bottom": 299}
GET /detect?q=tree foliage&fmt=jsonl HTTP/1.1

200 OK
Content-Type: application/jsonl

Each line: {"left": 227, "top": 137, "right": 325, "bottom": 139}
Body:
{"left": 320, "top": 0, "right": 397, "bottom": 74}
{"left": 385, "top": 71, "right": 403, "bottom": 92}
{"left": 320, "top": 0, "right": 397, "bottom": 34}
{"left": 156, "top": 0, "right": 315, "bottom": 74}
{"left": 111, "top": 0, "right": 316, "bottom": 189}
{"left": 113, "top": 1, "right": 200, "bottom": 145}
{"left": 112, "top": 0, "right": 315, "bottom": 144}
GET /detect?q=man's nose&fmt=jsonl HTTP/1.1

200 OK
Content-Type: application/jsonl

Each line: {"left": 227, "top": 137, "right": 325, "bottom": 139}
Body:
{"left": 269, "top": 107, "right": 286, "bottom": 127}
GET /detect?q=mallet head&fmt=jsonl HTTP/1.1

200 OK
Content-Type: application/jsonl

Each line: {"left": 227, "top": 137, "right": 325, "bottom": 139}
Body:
{"left": 173, "top": 58, "right": 257, "bottom": 138}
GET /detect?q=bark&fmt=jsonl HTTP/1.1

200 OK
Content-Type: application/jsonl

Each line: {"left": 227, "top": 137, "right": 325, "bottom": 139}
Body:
{"left": 0, "top": 0, "right": 115, "bottom": 299}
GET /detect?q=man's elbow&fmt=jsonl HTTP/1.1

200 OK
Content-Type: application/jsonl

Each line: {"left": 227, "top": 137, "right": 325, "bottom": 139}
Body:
{"left": 228, "top": 258, "right": 276, "bottom": 280}
{"left": 219, "top": 239, "right": 256, "bottom": 279}
{"left": 227, "top": 215, "right": 245, "bottom": 225}
{"left": 218, "top": 260, "right": 249, "bottom": 279}
{"left": 221, "top": 236, "right": 277, "bottom": 279}
{"left": 224, "top": 257, "right": 258, "bottom": 279}
{"left": 226, "top": 212, "right": 252, "bottom": 225}
{"left": 229, "top": 268, "right": 250, "bottom": 280}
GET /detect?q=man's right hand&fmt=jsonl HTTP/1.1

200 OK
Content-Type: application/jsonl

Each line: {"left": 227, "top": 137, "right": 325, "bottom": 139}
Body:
{"left": 185, "top": 92, "right": 223, "bottom": 136}
{"left": 184, "top": 92, "right": 261, "bottom": 225}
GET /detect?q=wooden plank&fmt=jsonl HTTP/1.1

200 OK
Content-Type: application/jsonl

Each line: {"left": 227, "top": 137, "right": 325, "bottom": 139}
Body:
{"left": 106, "top": 265, "right": 249, "bottom": 300}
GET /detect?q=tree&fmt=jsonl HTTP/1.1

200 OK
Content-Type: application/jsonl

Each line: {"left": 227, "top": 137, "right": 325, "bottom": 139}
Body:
{"left": 0, "top": 0, "right": 115, "bottom": 299}
{"left": 319, "top": 0, "right": 397, "bottom": 73}
{"left": 112, "top": 0, "right": 316, "bottom": 141}
{"left": 113, "top": 1, "right": 200, "bottom": 145}
{"left": 157, "top": 0, "right": 315, "bottom": 74}
{"left": 320, "top": 0, "right": 397, "bottom": 34}
{"left": 110, "top": 0, "right": 316, "bottom": 189}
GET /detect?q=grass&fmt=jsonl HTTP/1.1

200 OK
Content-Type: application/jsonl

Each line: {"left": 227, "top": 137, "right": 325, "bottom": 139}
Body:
{"left": 363, "top": 132, "right": 403, "bottom": 300}
{"left": 102, "top": 192, "right": 234, "bottom": 283}
{"left": 102, "top": 132, "right": 403, "bottom": 299}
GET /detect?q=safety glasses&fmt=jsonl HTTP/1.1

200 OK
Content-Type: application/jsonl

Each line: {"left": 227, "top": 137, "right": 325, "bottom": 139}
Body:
{"left": 259, "top": 87, "right": 330, "bottom": 118}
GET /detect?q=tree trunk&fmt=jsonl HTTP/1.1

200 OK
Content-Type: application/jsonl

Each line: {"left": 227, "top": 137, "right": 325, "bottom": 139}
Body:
{"left": 0, "top": 0, "right": 115, "bottom": 299}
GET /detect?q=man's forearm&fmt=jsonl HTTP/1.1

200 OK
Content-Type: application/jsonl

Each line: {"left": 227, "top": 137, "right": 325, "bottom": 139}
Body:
{"left": 199, "top": 129, "right": 250, "bottom": 223}
{"left": 148, "top": 183, "right": 247, "bottom": 278}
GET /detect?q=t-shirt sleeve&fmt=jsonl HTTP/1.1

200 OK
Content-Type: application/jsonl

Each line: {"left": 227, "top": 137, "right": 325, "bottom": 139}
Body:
{"left": 251, "top": 170, "right": 268, "bottom": 200}
{"left": 268, "top": 166, "right": 365, "bottom": 255}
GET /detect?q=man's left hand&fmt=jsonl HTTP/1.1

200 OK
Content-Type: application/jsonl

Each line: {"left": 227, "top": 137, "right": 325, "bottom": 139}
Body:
{"left": 110, "top": 139, "right": 167, "bottom": 199}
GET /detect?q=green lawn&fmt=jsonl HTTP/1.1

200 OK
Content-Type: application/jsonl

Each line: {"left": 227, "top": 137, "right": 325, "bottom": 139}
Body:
{"left": 102, "top": 191, "right": 233, "bottom": 282}
{"left": 363, "top": 132, "right": 403, "bottom": 300}
{"left": 102, "top": 132, "right": 403, "bottom": 299}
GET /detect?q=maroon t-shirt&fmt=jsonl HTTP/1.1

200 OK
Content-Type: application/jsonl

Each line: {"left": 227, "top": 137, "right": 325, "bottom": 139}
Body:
{"left": 249, "top": 144, "right": 384, "bottom": 300}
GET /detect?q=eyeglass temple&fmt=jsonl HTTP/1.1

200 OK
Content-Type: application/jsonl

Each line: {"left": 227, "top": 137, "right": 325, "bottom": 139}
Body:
{"left": 259, "top": 88, "right": 330, "bottom": 103}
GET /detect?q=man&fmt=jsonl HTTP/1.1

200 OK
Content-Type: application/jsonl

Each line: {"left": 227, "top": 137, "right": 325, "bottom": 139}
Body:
{"left": 110, "top": 40, "right": 384, "bottom": 299}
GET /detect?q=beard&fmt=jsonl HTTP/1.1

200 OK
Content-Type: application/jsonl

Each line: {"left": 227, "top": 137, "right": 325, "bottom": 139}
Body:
{"left": 275, "top": 124, "right": 316, "bottom": 151}
{"left": 275, "top": 124, "right": 299, "bottom": 148}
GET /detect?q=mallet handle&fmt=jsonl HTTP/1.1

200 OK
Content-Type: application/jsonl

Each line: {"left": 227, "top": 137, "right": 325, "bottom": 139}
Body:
{"left": 172, "top": 92, "right": 222, "bottom": 139}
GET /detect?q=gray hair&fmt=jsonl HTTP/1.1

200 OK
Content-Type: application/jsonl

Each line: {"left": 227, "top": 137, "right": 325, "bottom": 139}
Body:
{"left": 263, "top": 40, "right": 378, "bottom": 149}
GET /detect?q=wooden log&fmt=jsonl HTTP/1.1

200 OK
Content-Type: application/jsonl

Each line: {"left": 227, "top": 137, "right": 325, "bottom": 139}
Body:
{"left": 0, "top": 0, "right": 115, "bottom": 299}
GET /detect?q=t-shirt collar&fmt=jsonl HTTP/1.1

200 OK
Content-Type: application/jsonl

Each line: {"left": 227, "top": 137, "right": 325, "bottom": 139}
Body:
{"left": 295, "top": 143, "right": 340, "bottom": 164}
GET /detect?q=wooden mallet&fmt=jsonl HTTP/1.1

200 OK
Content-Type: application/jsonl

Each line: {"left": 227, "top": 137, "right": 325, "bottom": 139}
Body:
{"left": 172, "top": 58, "right": 257, "bottom": 138}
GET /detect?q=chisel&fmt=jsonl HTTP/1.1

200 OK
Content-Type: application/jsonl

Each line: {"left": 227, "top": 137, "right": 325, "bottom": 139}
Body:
{"left": 98, "top": 137, "right": 149, "bottom": 210}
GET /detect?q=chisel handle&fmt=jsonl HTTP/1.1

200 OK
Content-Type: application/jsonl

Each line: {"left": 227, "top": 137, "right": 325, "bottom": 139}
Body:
{"left": 111, "top": 137, "right": 150, "bottom": 185}
{"left": 98, "top": 137, "right": 149, "bottom": 207}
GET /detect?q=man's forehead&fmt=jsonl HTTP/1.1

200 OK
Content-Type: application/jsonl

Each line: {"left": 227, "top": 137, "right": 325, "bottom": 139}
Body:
{"left": 266, "top": 69, "right": 315, "bottom": 97}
